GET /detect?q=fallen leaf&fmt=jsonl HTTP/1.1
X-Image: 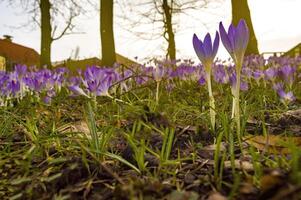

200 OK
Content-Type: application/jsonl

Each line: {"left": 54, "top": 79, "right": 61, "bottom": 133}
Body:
{"left": 57, "top": 121, "right": 90, "bottom": 138}
{"left": 224, "top": 160, "right": 254, "bottom": 172}
{"left": 167, "top": 190, "right": 199, "bottom": 200}
{"left": 202, "top": 142, "right": 227, "bottom": 152}
{"left": 207, "top": 192, "right": 227, "bottom": 200}
{"left": 244, "top": 135, "right": 301, "bottom": 154}
{"left": 239, "top": 181, "right": 258, "bottom": 194}
{"left": 260, "top": 169, "right": 284, "bottom": 192}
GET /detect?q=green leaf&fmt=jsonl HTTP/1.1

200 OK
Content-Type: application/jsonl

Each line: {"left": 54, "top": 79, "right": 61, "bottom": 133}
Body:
{"left": 103, "top": 152, "right": 141, "bottom": 174}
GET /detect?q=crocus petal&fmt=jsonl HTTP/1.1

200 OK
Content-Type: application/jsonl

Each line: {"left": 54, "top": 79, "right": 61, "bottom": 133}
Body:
{"left": 237, "top": 19, "right": 249, "bottom": 51}
{"left": 69, "top": 85, "right": 90, "bottom": 98}
{"left": 193, "top": 34, "right": 206, "bottom": 62}
{"left": 198, "top": 76, "right": 206, "bottom": 85}
{"left": 219, "top": 22, "right": 233, "bottom": 54}
{"left": 278, "top": 90, "right": 295, "bottom": 102}
{"left": 285, "top": 91, "right": 295, "bottom": 101}
{"left": 228, "top": 24, "right": 235, "bottom": 51}
{"left": 220, "top": 20, "right": 249, "bottom": 64}
{"left": 212, "top": 31, "right": 220, "bottom": 58}
{"left": 234, "top": 19, "right": 249, "bottom": 53}
{"left": 203, "top": 33, "right": 213, "bottom": 58}
{"left": 43, "top": 96, "right": 52, "bottom": 104}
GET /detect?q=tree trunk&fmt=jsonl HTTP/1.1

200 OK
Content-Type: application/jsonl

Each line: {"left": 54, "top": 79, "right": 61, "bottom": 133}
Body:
{"left": 40, "top": 0, "right": 52, "bottom": 67}
{"left": 231, "top": 0, "right": 259, "bottom": 55}
{"left": 162, "top": 0, "right": 176, "bottom": 60}
{"left": 100, "top": 0, "right": 116, "bottom": 67}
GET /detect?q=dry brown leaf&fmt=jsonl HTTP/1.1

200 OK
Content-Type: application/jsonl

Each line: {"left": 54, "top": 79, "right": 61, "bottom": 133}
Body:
{"left": 244, "top": 135, "right": 301, "bottom": 154}
{"left": 202, "top": 142, "right": 227, "bottom": 152}
{"left": 57, "top": 121, "right": 90, "bottom": 138}
{"left": 282, "top": 109, "right": 301, "bottom": 120}
{"left": 207, "top": 192, "right": 227, "bottom": 200}
{"left": 224, "top": 160, "right": 254, "bottom": 172}
{"left": 239, "top": 181, "right": 257, "bottom": 194}
{"left": 260, "top": 170, "right": 283, "bottom": 192}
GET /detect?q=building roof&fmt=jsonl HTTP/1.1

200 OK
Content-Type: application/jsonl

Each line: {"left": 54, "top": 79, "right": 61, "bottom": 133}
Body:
{"left": 116, "top": 53, "right": 139, "bottom": 67}
{"left": 53, "top": 53, "right": 139, "bottom": 71}
{"left": 53, "top": 57, "right": 102, "bottom": 71}
{"left": 283, "top": 43, "right": 301, "bottom": 57}
{"left": 0, "top": 39, "right": 40, "bottom": 66}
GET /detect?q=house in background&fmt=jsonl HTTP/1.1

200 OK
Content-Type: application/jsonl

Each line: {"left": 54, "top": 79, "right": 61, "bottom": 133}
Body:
{"left": 53, "top": 53, "right": 139, "bottom": 72}
{"left": 0, "top": 34, "right": 139, "bottom": 72}
{"left": 283, "top": 43, "right": 301, "bottom": 57}
{"left": 53, "top": 57, "right": 102, "bottom": 72}
{"left": 0, "top": 56, "right": 5, "bottom": 71}
{"left": 0, "top": 35, "right": 40, "bottom": 70}
{"left": 115, "top": 53, "right": 139, "bottom": 67}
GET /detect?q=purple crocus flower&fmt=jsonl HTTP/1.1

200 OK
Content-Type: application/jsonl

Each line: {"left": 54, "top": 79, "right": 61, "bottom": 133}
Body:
{"left": 242, "top": 66, "right": 252, "bottom": 78}
{"left": 198, "top": 76, "right": 206, "bottom": 85}
{"left": 82, "top": 66, "right": 119, "bottom": 97}
{"left": 123, "top": 70, "right": 133, "bottom": 79}
{"left": 228, "top": 72, "right": 248, "bottom": 91}
{"left": 15, "top": 64, "right": 27, "bottom": 76}
{"left": 253, "top": 70, "right": 263, "bottom": 80}
{"left": 272, "top": 82, "right": 284, "bottom": 92}
{"left": 152, "top": 65, "right": 166, "bottom": 82}
{"left": 193, "top": 31, "right": 219, "bottom": 130}
{"left": 219, "top": 19, "right": 249, "bottom": 64}
{"left": 277, "top": 90, "right": 295, "bottom": 102}
{"left": 43, "top": 89, "right": 57, "bottom": 104}
{"left": 240, "top": 81, "right": 249, "bottom": 91}
{"left": 7, "top": 80, "right": 20, "bottom": 96}
{"left": 193, "top": 32, "right": 219, "bottom": 69}
{"left": 0, "top": 72, "right": 9, "bottom": 87}
{"left": 213, "top": 64, "right": 228, "bottom": 84}
{"left": 165, "top": 82, "right": 175, "bottom": 92}
{"left": 135, "top": 76, "right": 148, "bottom": 85}
{"left": 43, "top": 96, "right": 52, "bottom": 104}
{"left": 68, "top": 76, "right": 89, "bottom": 97}
{"left": 173, "top": 65, "right": 198, "bottom": 80}
{"left": 220, "top": 19, "right": 249, "bottom": 136}
{"left": 23, "top": 74, "right": 44, "bottom": 92}
{"left": 279, "top": 64, "right": 295, "bottom": 84}
{"left": 264, "top": 67, "right": 277, "bottom": 80}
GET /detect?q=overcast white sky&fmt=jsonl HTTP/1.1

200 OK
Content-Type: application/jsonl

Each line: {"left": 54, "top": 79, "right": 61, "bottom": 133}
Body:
{"left": 1, "top": 0, "right": 301, "bottom": 63}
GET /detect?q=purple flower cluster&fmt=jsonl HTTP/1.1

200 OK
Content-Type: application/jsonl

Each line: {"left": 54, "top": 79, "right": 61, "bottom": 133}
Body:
{"left": 69, "top": 66, "right": 121, "bottom": 97}
{"left": 0, "top": 65, "right": 68, "bottom": 105}
{"left": 0, "top": 54, "right": 300, "bottom": 106}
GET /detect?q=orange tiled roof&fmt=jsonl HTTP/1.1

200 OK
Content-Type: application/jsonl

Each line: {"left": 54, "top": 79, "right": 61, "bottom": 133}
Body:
{"left": 0, "top": 39, "right": 40, "bottom": 66}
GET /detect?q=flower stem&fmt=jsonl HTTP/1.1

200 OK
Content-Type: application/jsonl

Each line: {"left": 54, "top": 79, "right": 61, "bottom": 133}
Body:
{"left": 156, "top": 81, "right": 160, "bottom": 104}
{"left": 231, "top": 95, "right": 235, "bottom": 119}
{"left": 107, "top": 94, "right": 131, "bottom": 105}
{"left": 206, "top": 72, "right": 216, "bottom": 131}
{"left": 234, "top": 64, "right": 242, "bottom": 147}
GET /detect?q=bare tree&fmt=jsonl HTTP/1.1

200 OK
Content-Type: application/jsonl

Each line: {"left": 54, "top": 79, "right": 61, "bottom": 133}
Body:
{"left": 231, "top": 0, "right": 259, "bottom": 55}
{"left": 117, "top": 0, "right": 210, "bottom": 61}
{"left": 2, "top": 0, "right": 82, "bottom": 67}
{"left": 100, "top": 0, "right": 116, "bottom": 66}
{"left": 40, "top": 0, "right": 52, "bottom": 67}
{"left": 162, "top": 0, "right": 176, "bottom": 60}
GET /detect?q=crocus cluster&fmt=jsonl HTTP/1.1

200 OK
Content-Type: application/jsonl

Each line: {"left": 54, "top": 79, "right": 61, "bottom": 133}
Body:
{"left": 193, "top": 19, "right": 250, "bottom": 135}
{"left": 69, "top": 66, "right": 121, "bottom": 98}
{"left": 0, "top": 65, "right": 68, "bottom": 105}
{"left": 192, "top": 19, "right": 299, "bottom": 137}
{"left": 0, "top": 53, "right": 299, "bottom": 109}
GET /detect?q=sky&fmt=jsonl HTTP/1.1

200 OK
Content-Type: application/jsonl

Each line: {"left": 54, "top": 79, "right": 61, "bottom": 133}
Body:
{"left": 1, "top": 0, "right": 301, "bottom": 63}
